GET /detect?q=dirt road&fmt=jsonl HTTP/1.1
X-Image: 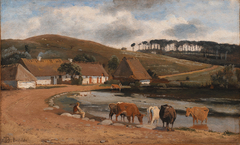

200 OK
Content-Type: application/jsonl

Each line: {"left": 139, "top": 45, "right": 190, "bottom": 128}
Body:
{"left": 1, "top": 85, "right": 239, "bottom": 144}
{"left": 158, "top": 65, "right": 220, "bottom": 79}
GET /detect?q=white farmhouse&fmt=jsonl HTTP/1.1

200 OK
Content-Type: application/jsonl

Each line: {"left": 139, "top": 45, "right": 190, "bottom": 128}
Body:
{"left": 74, "top": 62, "right": 109, "bottom": 84}
{"left": 1, "top": 64, "right": 37, "bottom": 89}
{"left": 20, "top": 57, "right": 64, "bottom": 85}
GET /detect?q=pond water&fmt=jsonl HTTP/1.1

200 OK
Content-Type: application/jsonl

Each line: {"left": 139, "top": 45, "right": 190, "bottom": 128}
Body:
{"left": 54, "top": 90, "right": 239, "bottom": 133}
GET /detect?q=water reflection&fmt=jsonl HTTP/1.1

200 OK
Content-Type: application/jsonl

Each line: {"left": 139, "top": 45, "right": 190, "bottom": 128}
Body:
{"left": 190, "top": 124, "right": 209, "bottom": 131}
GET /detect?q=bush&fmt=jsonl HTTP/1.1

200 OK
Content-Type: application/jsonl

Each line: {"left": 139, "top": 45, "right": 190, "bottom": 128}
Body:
{"left": 150, "top": 82, "right": 158, "bottom": 87}
{"left": 104, "top": 79, "right": 120, "bottom": 84}
{"left": 211, "top": 65, "right": 238, "bottom": 89}
{"left": 157, "top": 83, "right": 167, "bottom": 88}
{"left": 166, "top": 81, "right": 181, "bottom": 87}
{"left": 180, "top": 81, "right": 202, "bottom": 88}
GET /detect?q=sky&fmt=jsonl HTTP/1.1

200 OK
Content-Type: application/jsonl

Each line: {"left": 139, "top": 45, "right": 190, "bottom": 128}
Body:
{"left": 1, "top": 0, "right": 239, "bottom": 49}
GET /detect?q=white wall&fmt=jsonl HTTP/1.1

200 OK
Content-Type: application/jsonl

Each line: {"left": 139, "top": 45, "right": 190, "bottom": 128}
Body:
{"left": 62, "top": 74, "right": 71, "bottom": 81}
{"left": 82, "top": 76, "right": 108, "bottom": 84}
{"left": 18, "top": 81, "right": 36, "bottom": 88}
{"left": 140, "top": 80, "right": 150, "bottom": 85}
{"left": 36, "top": 76, "right": 51, "bottom": 85}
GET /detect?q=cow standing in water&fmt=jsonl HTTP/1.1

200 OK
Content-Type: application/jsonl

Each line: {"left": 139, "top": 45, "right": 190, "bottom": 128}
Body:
{"left": 108, "top": 103, "right": 126, "bottom": 121}
{"left": 116, "top": 102, "right": 145, "bottom": 124}
{"left": 147, "top": 106, "right": 160, "bottom": 125}
{"left": 159, "top": 104, "right": 176, "bottom": 131}
{"left": 185, "top": 107, "right": 209, "bottom": 124}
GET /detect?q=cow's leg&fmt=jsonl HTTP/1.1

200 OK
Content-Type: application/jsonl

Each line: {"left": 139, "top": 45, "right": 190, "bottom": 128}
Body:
{"left": 193, "top": 118, "right": 195, "bottom": 124}
{"left": 166, "top": 122, "right": 169, "bottom": 131}
{"left": 205, "top": 118, "right": 208, "bottom": 123}
{"left": 127, "top": 116, "right": 131, "bottom": 122}
{"left": 171, "top": 123, "right": 174, "bottom": 131}
{"left": 116, "top": 111, "right": 124, "bottom": 121}
{"left": 151, "top": 118, "right": 154, "bottom": 125}
{"left": 132, "top": 115, "right": 135, "bottom": 123}
{"left": 109, "top": 111, "right": 113, "bottom": 120}
{"left": 162, "top": 121, "right": 165, "bottom": 127}
{"left": 196, "top": 119, "right": 198, "bottom": 124}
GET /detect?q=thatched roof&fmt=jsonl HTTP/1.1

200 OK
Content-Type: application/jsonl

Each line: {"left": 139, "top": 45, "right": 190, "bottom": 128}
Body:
{"left": 20, "top": 58, "right": 64, "bottom": 77}
{"left": 74, "top": 62, "right": 108, "bottom": 76}
{"left": 113, "top": 57, "right": 152, "bottom": 80}
{"left": 2, "top": 64, "right": 37, "bottom": 81}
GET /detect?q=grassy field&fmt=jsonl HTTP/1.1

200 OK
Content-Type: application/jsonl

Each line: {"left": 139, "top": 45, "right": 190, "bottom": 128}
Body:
{"left": 161, "top": 65, "right": 224, "bottom": 84}
{"left": 2, "top": 34, "right": 211, "bottom": 76}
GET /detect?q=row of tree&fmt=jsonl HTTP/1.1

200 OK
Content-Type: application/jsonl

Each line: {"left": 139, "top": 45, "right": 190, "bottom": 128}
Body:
{"left": 131, "top": 39, "right": 239, "bottom": 55}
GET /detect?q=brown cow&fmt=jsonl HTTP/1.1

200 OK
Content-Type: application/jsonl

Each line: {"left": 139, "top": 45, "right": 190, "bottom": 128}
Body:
{"left": 159, "top": 104, "right": 176, "bottom": 131}
{"left": 185, "top": 106, "right": 209, "bottom": 124}
{"left": 116, "top": 102, "right": 145, "bottom": 124}
{"left": 108, "top": 103, "right": 126, "bottom": 121}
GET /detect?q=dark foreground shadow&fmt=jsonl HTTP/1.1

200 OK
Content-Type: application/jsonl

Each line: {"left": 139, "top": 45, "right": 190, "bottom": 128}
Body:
{"left": 153, "top": 126, "right": 168, "bottom": 131}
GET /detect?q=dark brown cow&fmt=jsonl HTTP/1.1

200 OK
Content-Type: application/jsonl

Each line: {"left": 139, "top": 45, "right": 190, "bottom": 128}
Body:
{"left": 116, "top": 102, "right": 145, "bottom": 124}
{"left": 108, "top": 103, "right": 126, "bottom": 121}
{"left": 159, "top": 104, "right": 176, "bottom": 131}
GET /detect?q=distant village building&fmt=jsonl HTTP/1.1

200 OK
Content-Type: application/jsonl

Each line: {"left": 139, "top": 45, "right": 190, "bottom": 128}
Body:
{"left": 19, "top": 57, "right": 65, "bottom": 85}
{"left": 1, "top": 64, "right": 37, "bottom": 89}
{"left": 112, "top": 57, "right": 152, "bottom": 85}
{"left": 74, "top": 62, "right": 109, "bottom": 84}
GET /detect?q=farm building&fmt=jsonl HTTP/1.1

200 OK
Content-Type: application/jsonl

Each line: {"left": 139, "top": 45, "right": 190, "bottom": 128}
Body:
{"left": 19, "top": 57, "right": 66, "bottom": 85}
{"left": 74, "top": 62, "right": 109, "bottom": 84}
{"left": 1, "top": 64, "right": 37, "bottom": 89}
{"left": 112, "top": 57, "right": 152, "bottom": 85}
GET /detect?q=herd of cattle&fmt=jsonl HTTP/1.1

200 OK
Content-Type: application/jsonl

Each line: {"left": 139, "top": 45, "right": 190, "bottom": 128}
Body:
{"left": 108, "top": 102, "right": 209, "bottom": 131}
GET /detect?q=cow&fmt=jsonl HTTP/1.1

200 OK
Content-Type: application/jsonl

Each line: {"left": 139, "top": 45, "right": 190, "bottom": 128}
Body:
{"left": 116, "top": 102, "right": 145, "bottom": 124}
{"left": 147, "top": 106, "right": 160, "bottom": 125}
{"left": 111, "top": 83, "right": 122, "bottom": 91}
{"left": 108, "top": 103, "right": 126, "bottom": 121}
{"left": 185, "top": 106, "right": 209, "bottom": 124}
{"left": 159, "top": 104, "right": 177, "bottom": 131}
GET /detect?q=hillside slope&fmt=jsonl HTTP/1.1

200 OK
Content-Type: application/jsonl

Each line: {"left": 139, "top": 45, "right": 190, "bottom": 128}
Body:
{"left": 2, "top": 34, "right": 211, "bottom": 75}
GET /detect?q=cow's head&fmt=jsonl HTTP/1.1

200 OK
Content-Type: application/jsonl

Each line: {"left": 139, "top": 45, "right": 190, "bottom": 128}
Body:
{"left": 137, "top": 113, "right": 145, "bottom": 124}
{"left": 185, "top": 107, "right": 192, "bottom": 117}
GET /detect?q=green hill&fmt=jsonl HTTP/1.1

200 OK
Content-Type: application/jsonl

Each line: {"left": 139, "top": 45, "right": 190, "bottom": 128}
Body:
{"left": 1, "top": 34, "right": 212, "bottom": 76}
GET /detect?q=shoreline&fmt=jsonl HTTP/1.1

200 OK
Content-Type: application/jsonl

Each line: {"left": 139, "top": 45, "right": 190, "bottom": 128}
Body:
{"left": 1, "top": 85, "right": 239, "bottom": 144}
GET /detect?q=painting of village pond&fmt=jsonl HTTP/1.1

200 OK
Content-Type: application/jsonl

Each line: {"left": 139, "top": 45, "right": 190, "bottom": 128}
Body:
{"left": 1, "top": 0, "right": 239, "bottom": 144}
{"left": 53, "top": 90, "right": 239, "bottom": 133}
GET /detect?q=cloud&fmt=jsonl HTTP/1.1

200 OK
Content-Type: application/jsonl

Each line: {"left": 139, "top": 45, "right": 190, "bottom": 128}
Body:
{"left": 100, "top": 0, "right": 178, "bottom": 15}
{"left": 1, "top": 0, "right": 239, "bottom": 50}
{"left": 204, "top": 29, "right": 239, "bottom": 44}
{"left": 164, "top": 18, "right": 208, "bottom": 39}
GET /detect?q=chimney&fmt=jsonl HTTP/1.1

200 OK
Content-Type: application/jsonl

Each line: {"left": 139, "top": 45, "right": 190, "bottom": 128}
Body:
{"left": 68, "top": 58, "right": 73, "bottom": 63}
{"left": 37, "top": 56, "right": 42, "bottom": 61}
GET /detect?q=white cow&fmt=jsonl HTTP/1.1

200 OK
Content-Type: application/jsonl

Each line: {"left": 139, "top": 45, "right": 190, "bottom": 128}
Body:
{"left": 147, "top": 106, "right": 160, "bottom": 125}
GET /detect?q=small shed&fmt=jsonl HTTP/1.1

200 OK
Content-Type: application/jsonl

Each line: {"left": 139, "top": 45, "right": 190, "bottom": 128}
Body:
{"left": 1, "top": 64, "right": 37, "bottom": 89}
{"left": 112, "top": 57, "right": 152, "bottom": 84}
